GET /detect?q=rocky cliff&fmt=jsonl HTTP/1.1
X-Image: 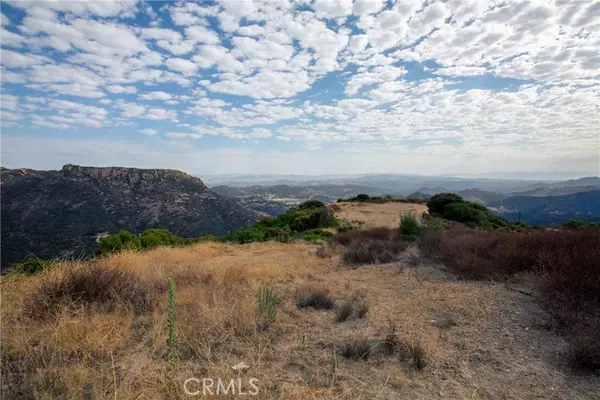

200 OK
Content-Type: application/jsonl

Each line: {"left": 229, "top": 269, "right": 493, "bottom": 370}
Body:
{"left": 1, "top": 164, "right": 258, "bottom": 267}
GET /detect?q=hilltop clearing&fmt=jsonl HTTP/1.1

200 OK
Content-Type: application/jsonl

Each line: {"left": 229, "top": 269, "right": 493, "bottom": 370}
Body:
{"left": 335, "top": 201, "right": 428, "bottom": 228}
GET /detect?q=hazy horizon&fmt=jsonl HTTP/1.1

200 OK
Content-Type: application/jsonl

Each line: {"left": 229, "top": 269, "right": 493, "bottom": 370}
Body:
{"left": 2, "top": 160, "right": 596, "bottom": 182}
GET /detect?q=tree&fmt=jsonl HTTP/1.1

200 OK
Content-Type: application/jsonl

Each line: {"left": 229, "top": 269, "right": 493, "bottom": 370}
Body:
{"left": 427, "top": 193, "right": 464, "bottom": 214}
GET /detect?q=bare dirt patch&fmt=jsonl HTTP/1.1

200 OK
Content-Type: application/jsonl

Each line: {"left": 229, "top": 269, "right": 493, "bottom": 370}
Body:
{"left": 335, "top": 202, "right": 428, "bottom": 228}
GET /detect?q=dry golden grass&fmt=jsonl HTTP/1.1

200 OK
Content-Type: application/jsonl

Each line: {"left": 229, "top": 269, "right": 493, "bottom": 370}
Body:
{"left": 335, "top": 202, "right": 428, "bottom": 228}
{"left": 2, "top": 204, "right": 598, "bottom": 399}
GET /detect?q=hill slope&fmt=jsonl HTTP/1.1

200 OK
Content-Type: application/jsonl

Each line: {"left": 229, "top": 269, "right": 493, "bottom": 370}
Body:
{"left": 1, "top": 164, "right": 258, "bottom": 267}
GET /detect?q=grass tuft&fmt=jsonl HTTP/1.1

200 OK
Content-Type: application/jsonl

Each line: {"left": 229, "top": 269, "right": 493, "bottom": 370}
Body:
{"left": 407, "top": 340, "right": 428, "bottom": 370}
{"left": 342, "top": 239, "right": 407, "bottom": 266}
{"left": 382, "top": 320, "right": 400, "bottom": 355}
{"left": 340, "top": 339, "right": 372, "bottom": 360}
{"left": 334, "top": 302, "right": 354, "bottom": 322}
{"left": 25, "top": 264, "right": 157, "bottom": 318}
{"left": 569, "top": 324, "right": 600, "bottom": 372}
{"left": 335, "top": 292, "right": 369, "bottom": 322}
{"left": 331, "top": 227, "right": 395, "bottom": 246}
{"left": 257, "top": 287, "right": 278, "bottom": 328}
{"left": 296, "top": 285, "right": 335, "bottom": 310}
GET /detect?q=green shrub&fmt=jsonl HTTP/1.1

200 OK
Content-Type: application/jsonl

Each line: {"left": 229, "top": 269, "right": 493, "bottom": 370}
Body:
{"left": 226, "top": 203, "right": 338, "bottom": 244}
{"left": 398, "top": 213, "right": 424, "bottom": 242}
{"left": 231, "top": 228, "right": 265, "bottom": 244}
{"left": 197, "top": 234, "right": 218, "bottom": 242}
{"left": 508, "top": 221, "right": 529, "bottom": 231}
{"left": 289, "top": 210, "right": 317, "bottom": 232}
{"left": 561, "top": 220, "right": 600, "bottom": 230}
{"left": 13, "top": 258, "right": 55, "bottom": 275}
{"left": 263, "top": 227, "right": 292, "bottom": 242}
{"left": 296, "top": 228, "right": 333, "bottom": 241}
{"left": 442, "top": 202, "right": 491, "bottom": 229}
{"left": 96, "top": 230, "right": 141, "bottom": 256}
{"left": 298, "top": 200, "right": 325, "bottom": 210}
{"left": 140, "top": 229, "right": 183, "bottom": 249}
{"left": 288, "top": 207, "right": 336, "bottom": 232}
{"left": 489, "top": 215, "right": 509, "bottom": 228}
{"left": 427, "top": 193, "right": 464, "bottom": 214}
{"left": 422, "top": 216, "right": 444, "bottom": 233}
{"left": 355, "top": 194, "right": 370, "bottom": 201}
{"left": 338, "top": 225, "right": 354, "bottom": 233}
{"left": 255, "top": 216, "right": 278, "bottom": 229}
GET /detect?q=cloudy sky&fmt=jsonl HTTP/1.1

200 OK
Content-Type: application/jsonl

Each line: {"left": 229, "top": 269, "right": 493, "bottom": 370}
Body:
{"left": 1, "top": 0, "right": 599, "bottom": 178}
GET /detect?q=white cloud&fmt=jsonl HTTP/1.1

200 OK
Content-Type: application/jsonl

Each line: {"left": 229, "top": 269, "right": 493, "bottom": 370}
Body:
{"left": 166, "top": 132, "right": 202, "bottom": 139}
{"left": 353, "top": 0, "right": 385, "bottom": 16}
{"left": 116, "top": 100, "right": 178, "bottom": 121}
{"left": 1, "top": 12, "right": 9, "bottom": 25}
{"left": 1, "top": 93, "right": 19, "bottom": 110}
{"left": 436, "top": 66, "right": 488, "bottom": 77}
{"left": 1, "top": 27, "right": 25, "bottom": 47}
{"left": 165, "top": 57, "right": 198, "bottom": 75}
{"left": 11, "top": 0, "right": 138, "bottom": 18}
{"left": 185, "top": 25, "right": 220, "bottom": 44}
{"left": 141, "top": 27, "right": 182, "bottom": 42}
{"left": 140, "top": 128, "right": 158, "bottom": 136}
{"left": 237, "top": 24, "right": 264, "bottom": 37}
{"left": 169, "top": 3, "right": 217, "bottom": 26}
{"left": 106, "top": 85, "right": 137, "bottom": 94}
{"left": 28, "top": 83, "right": 105, "bottom": 98}
{"left": 139, "top": 91, "right": 172, "bottom": 101}
{"left": 313, "top": 0, "right": 353, "bottom": 18}
{"left": 1, "top": 49, "right": 49, "bottom": 68}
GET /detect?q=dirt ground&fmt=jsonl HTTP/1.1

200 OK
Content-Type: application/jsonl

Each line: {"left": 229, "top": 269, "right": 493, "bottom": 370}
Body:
{"left": 335, "top": 202, "right": 428, "bottom": 228}
{"left": 264, "top": 249, "right": 599, "bottom": 399}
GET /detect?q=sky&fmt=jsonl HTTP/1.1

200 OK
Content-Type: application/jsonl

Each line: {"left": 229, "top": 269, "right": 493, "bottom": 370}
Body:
{"left": 1, "top": 0, "right": 599, "bottom": 178}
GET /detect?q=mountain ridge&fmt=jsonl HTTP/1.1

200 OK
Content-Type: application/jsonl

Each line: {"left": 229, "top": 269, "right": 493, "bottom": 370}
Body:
{"left": 1, "top": 164, "right": 258, "bottom": 268}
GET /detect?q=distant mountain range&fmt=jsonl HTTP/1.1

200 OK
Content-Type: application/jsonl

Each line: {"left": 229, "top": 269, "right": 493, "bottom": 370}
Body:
{"left": 489, "top": 190, "right": 600, "bottom": 226}
{"left": 206, "top": 173, "right": 600, "bottom": 195}
{"left": 213, "top": 176, "right": 600, "bottom": 226}
{"left": 509, "top": 185, "right": 600, "bottom": 197}
{"left": 1, "top": 165, "right": 257, "bottom": 268}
